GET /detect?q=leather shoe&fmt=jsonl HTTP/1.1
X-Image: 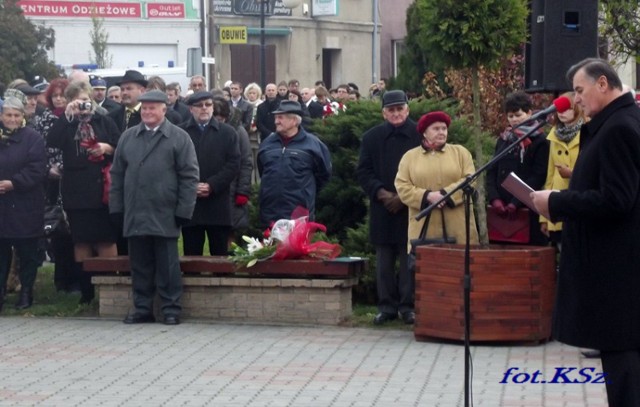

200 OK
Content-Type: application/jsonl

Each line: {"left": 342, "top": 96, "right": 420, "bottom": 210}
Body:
{"left": 123, "top": 313, "right": 156, "bottom": 324}
{"left": 401, "top": 311, "right": 416, "bottom": 325}
{"left": 373, "top": 312, "right": 397, "bottom": 325}
{"left": 163, "top": 315, "right": 180, "bottom": 325}
{"left": 581, "top": 349, "right": 601, "bottom": 359}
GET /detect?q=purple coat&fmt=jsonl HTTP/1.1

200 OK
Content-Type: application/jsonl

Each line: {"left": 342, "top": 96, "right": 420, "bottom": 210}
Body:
{"left": 0, "top": 125, "right": 47, "bottom": 238}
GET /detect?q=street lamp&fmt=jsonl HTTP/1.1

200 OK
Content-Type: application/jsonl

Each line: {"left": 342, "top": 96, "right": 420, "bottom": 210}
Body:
{"left": 259, "top": 0, "right": 301, "bottom": 91}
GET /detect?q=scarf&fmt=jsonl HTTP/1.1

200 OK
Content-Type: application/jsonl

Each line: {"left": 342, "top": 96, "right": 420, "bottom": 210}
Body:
{"left": 0, "top": 120, "right": 25, "bottom": 147}
{"left": 555, "top": 118, "right": 583, "bottom": 143}
{"left": 421, "top": 137, "right": 445, "bottom": 153}
{"left": 74, "top": 112, "right": 102, "bottom": 161}
{"left": 500, "top": 122, "right": 545, "bottom": 163}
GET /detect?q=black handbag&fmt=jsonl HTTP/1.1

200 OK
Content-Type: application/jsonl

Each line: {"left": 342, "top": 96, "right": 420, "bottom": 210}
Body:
{"left": 408, "top": 209, "right": 456, "bottom": 272}
{"left": 44, "top": 190, "right": 69, "bottom": 237}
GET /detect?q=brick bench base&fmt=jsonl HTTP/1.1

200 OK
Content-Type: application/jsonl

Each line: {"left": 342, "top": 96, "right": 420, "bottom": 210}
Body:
{"left": 94, "top": 275, "right": 358, "bottom": 325}
{"left": 86, "top": 256, "right": 365, "bottom": 325}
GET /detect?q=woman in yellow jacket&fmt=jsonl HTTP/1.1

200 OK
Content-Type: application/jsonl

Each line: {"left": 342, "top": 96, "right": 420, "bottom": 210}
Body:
{"left": 395, "top": 111, "right": 478, "bottom": 253}
{"left": 540, "top": 92, "right": 586, "bottom": 251}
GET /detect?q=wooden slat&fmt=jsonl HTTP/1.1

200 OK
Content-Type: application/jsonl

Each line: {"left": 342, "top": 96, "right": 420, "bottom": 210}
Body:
{"left": 83, "top": 256, "right": 366, "bottom": 278}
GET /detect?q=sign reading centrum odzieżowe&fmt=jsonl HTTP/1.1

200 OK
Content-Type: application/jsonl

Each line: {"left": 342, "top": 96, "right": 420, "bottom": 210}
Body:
{"left": 18, "top": 0, "right": 187, "bottom": 19}
{"left": 212, "top": 0, "right": 293, "bottom": 16}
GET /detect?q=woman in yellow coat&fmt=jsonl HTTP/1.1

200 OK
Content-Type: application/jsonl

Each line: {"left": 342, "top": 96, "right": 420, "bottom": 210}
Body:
{"left": 395, "top": 111, "right": 478, "bottom": 252}
{"left": 540, "top": 92, "right": 585, "bottom": 251}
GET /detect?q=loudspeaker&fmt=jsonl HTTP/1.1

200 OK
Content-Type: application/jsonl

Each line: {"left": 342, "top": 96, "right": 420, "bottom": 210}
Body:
{"left": 525, "top": 0, "right": 599, "bottom": 93}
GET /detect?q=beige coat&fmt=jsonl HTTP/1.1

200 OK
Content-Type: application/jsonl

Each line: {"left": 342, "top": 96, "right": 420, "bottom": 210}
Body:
{"left": 395, "top": 144, "right": 479, "bottom": 252}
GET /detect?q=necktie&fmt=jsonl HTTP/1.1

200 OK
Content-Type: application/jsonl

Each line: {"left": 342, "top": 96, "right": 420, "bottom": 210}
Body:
{"left": 125, "top": 108, "right": 134, "bottom": 127}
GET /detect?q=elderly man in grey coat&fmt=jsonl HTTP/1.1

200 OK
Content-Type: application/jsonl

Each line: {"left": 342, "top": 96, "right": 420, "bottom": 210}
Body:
{"left": 109, "top": 90, "right": 199, "bottom": 326}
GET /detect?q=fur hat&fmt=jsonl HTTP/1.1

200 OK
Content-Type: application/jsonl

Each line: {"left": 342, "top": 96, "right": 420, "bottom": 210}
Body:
{"left": 417, "top": 111, "right": 451, "bottom": 134}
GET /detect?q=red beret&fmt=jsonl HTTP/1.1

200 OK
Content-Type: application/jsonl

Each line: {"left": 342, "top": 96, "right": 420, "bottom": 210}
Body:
{"left": 417, "top": 111, "right": 451, "bottom": 134}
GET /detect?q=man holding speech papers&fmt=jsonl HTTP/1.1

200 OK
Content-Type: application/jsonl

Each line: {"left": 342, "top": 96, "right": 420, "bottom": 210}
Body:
{"left": 531, "top": 58, "right": 640, "bottom": 407}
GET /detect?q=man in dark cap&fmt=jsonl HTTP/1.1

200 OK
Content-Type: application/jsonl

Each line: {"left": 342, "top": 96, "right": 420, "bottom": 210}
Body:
{"left": 178, "top": 91, "right": 240, "bottom": 255}
{"left": 15, "top": 84, "right": 42, "bottom": 121}
{"left": 91, "top": 77, "right": 120, "bottom": 113}
{"left": 356, "top": 90, "right": 421, "bottom": 325}
{"left": 257, "top": 100, "right": 332, "bottom": 227}
{"left": 109, "top": 90, "right": 199, "bottom": 326}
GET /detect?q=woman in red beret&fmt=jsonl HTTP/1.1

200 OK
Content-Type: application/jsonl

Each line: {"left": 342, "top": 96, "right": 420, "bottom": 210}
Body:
{"left": 395, "top": 111, "right": 478, "bottom": 250}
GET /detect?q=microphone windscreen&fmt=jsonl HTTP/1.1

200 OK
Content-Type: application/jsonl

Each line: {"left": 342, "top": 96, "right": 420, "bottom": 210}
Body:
{"left": 553, "top": 96, "right": 572, "bottom": 113}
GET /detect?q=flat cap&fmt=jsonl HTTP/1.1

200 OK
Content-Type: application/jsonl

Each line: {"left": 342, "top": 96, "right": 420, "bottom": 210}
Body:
{"left": 16, "top": 84, "right": 42, "bottom": 96}
{"left": 138, "top": 90, "right": 168, "bottom": 104}
{"left": 187, "top": 91, "right": 214, "bottom": 105}
{"left": 382, "top": 90, "right": 408, "bottom": 108}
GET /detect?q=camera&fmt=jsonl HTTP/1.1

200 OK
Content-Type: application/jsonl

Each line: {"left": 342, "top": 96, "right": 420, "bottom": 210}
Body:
{"left": 78, "top": 101, "right": 92, "bottom": 111}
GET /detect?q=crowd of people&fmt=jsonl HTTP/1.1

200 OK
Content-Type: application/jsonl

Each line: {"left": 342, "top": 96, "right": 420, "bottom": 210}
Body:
{"left": 1, "top": 59, "right": 639, "bottom": 406}
{"left": 0, "top": 69, "right": 381, "bottom": 322}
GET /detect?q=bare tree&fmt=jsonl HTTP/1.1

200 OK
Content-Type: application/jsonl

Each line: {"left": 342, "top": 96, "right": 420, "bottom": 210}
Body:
{"left": 89, "top": 15, "right": 112, "bottom": 68}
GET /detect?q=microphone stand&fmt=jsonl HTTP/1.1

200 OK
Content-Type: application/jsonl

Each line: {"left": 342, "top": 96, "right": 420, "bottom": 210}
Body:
{"left": 414, "top": 118, "right": 546, "bottom": 407}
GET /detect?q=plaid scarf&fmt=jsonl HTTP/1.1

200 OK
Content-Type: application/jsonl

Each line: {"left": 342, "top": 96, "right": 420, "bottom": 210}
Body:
{"left": 555, "top": 118, "right": 583, "bottom": 143}
{"left": 74, "top": 112, "right": 102, "bottom": 161}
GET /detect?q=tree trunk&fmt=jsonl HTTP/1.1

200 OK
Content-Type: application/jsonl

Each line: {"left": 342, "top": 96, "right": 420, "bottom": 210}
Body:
{"left": 471, "top": 67, "right": 489, "bottom": 246}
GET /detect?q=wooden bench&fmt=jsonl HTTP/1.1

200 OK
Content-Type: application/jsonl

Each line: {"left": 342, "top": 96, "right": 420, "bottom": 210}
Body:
{"left": 84, "top": 256, "right": 365, "bottom": 325}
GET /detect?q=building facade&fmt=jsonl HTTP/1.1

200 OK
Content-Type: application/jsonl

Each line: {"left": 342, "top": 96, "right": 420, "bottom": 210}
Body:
{"left": 19, "top": 0, "right": 387, "bottom": 94}
{"left": 211, "top": 0, "right": 377, "bottom": 91}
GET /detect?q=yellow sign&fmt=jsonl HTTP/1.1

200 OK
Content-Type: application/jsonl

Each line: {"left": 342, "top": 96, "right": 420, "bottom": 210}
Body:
{"left": 220, "top": 26, "right": 248, "bottom": 44}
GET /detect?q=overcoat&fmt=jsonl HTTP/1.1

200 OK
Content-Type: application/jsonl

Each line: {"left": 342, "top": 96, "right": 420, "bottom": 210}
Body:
{"left": 179, "top": 117, "right": 240, "bottom": 226}
{"left": 395, "top": 143, "right": 479, "bottom": 252}
{"left": 109, "top": 119, "right": 199, "bottom": 238}
{"left": 0, "top": 126, "right": 47, "bottom": 238}
{"left": 356, "top": 119, "right": 420, "bottom": 245}
{"left": 548, "top": 92, "right": 640, "bottom": 351}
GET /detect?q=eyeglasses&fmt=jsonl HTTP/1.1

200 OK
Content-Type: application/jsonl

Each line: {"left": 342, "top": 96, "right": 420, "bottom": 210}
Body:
{"left": 192, "top": 102, "right": 213, "bottom": 108}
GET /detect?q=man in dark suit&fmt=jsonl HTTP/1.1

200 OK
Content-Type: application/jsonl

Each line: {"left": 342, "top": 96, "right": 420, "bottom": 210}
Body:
{"left": 228, "top": 81, "right": 253, "bottom": 132}
{"left": 256, "top": 83, "right": 280, "bottom": 142}
{"left": 179, "top": 91, "right": 240, "bottom": 255}
{"left": 532, "top": 58, "right": 640, "bottom": 407}
{"left": 167, "top": 82, "right": 191, "bottom": 123}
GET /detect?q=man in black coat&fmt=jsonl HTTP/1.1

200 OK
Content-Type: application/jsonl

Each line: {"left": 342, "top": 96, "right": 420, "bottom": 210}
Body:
{"left": 256, "top": 83, "right": 280, "bottom": 142}
{"left": 179, "top": 91, "right": 240, "bottom": 255}
{"left": 356, "top": 90, "right": 421, "bottom": 325}
{"left": 532, "top": 58, "right": 640, "bottom": 407}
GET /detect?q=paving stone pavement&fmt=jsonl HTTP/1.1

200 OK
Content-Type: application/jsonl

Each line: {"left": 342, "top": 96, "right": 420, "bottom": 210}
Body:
{"left": 0, "top": 317, "right": 608, "bottom": 407}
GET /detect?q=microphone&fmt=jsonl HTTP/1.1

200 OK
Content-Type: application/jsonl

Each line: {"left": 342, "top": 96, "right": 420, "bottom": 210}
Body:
{"left": 514, "top": 96, "right": 572, "bottom": 128}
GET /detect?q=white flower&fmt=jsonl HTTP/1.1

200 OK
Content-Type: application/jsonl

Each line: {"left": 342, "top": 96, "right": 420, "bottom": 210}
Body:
{"left": 242, "top": 236, "right": 264, "bottom": 254}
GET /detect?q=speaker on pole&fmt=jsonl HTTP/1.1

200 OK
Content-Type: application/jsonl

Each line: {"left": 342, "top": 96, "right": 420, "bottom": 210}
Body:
{"left": 525, "top": 0, "right": 599, "bottom": 93}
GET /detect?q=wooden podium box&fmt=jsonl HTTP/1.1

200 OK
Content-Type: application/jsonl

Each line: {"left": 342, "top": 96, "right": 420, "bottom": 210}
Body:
{"left": 414, "top": 244, "right": 556, "bottom": 343}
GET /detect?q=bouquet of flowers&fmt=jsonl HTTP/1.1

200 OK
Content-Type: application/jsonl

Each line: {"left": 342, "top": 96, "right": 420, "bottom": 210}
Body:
{"left": 229, "top": 208, "right": 341, "bottom": 268}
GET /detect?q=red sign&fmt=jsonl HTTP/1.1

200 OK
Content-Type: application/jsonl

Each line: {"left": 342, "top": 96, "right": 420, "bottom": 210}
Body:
{"left": 147, "top": 3, "right": 184, "bottom": 19}
{"left": 18, "top": 1, "right": 141, "bottom": 18}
